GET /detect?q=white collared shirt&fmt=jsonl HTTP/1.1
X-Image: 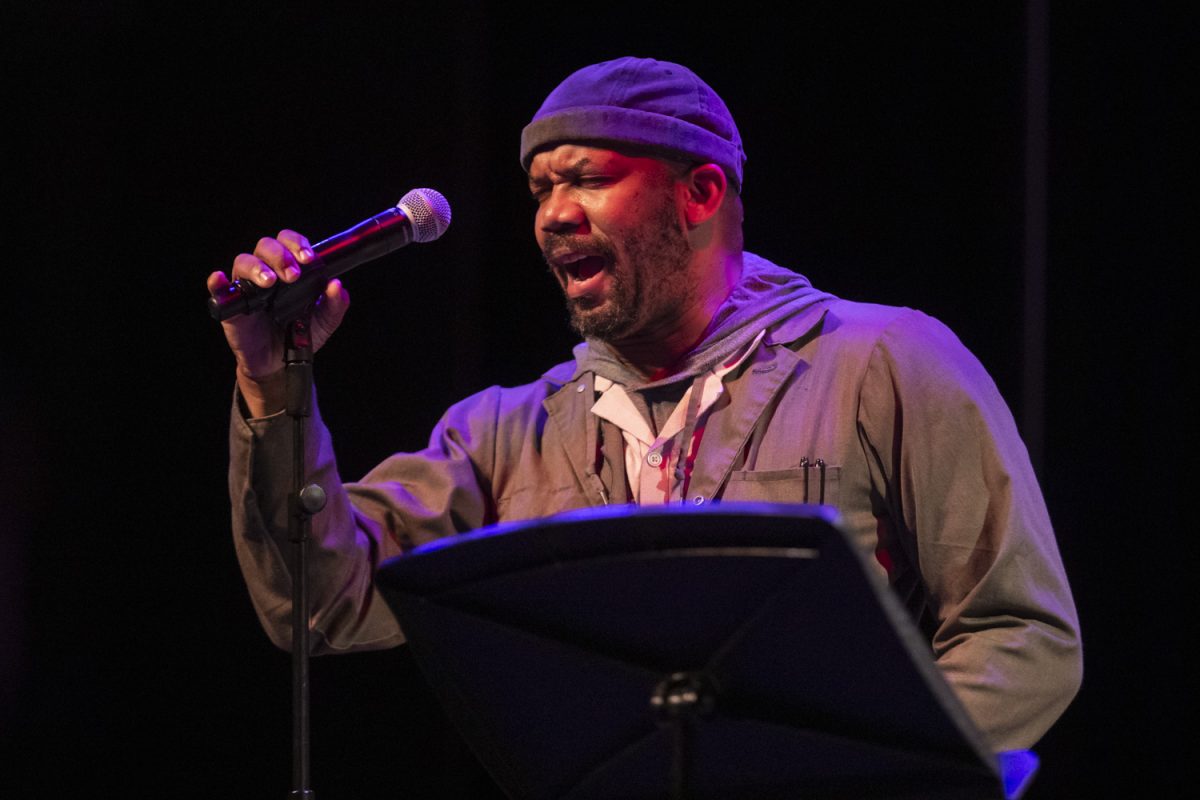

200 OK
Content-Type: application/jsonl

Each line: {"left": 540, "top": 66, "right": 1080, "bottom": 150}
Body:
{"left": 590, "top": 330, "right": 766, "bottom": 504}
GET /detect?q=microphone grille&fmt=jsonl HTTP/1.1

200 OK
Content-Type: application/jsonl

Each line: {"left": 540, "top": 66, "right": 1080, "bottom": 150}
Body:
{"left": 398, "top": 188, "right": 452, "bottom": 243}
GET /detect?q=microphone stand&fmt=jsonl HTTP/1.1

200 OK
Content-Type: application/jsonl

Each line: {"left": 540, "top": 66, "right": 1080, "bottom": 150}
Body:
{"left": 284, "top": 315, "right": 325, "bottom": 799}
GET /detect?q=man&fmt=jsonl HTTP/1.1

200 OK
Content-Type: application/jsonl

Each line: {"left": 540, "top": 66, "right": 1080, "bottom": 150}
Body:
{"left": 209, "top": 57, "right": 1081, "bottom": 751}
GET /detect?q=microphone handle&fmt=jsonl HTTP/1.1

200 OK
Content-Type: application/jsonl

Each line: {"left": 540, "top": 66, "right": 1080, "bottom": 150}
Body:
{"left": 208, "top": 206, "right": 415, "bottom": 324}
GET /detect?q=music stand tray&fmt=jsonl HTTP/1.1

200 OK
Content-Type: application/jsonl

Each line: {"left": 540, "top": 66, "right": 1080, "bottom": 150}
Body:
{"left": 375, "top": 503, "right": 1037, "bottom": 800}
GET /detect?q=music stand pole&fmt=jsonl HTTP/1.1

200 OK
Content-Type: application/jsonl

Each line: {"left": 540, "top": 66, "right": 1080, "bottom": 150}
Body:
{"left": 652, "top": 670, "right": 717, "bottom": 800}
{"left": 284, "top": 316, "right": 325, "bottom": 799}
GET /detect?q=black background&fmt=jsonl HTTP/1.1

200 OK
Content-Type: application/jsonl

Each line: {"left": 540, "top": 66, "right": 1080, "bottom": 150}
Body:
{"left": 1, "top": 2, "right": 1186, "bottom": 797}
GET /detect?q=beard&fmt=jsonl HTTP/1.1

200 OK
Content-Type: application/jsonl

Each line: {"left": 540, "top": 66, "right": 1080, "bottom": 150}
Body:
{"left": 545, "top": 192, "right": 694, "bottom": 343}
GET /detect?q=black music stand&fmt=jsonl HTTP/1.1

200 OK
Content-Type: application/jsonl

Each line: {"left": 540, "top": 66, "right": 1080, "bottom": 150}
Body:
{"left": 375, "top": 503, "right": 1038, "bottom": 800}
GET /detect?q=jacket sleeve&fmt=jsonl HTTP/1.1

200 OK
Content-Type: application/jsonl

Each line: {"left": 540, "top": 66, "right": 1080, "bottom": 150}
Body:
{"left": 228, "top": 384, "right": 503, "bottom": 654}
{"left": 856, "top": 310, "right": 1082, "bottom": 751}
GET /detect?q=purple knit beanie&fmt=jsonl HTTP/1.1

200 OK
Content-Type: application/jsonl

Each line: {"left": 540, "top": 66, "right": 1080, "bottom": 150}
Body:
{"left": 520, "top": 57, "right": 746, "bottom": 191}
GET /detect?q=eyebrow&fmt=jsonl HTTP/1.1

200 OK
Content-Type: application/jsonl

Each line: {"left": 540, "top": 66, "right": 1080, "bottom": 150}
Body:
{"left": 528, "top": 157, "right": 595, "bottom": 190}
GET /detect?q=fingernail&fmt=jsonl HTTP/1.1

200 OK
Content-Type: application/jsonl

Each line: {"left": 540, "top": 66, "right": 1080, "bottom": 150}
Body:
{"left": 298, "top": 247, "right": 315, "bottom": 263}
{"left": 257, "top": 267, "right": 276, "bottom": 285}
{"left": 286, "top": 266, "right": 302, "bottom": 280}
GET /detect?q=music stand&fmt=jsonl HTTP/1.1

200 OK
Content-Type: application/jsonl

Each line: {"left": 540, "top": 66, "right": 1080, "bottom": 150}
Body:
{"left": 375, "top": 503, "right": 1038, "bottom": 800}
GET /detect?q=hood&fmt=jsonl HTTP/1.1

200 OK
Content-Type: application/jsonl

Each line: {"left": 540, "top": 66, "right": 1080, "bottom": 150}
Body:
{"left": 571, "top": 252, "right": 832, "bottom": 390}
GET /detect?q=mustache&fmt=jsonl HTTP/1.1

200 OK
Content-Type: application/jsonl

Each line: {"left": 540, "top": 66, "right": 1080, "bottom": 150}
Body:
{"left": 541, "top": 233, "right": 617, "bottom": 268}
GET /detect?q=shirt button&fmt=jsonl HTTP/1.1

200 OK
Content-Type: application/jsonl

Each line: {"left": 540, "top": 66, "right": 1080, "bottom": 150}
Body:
{"left": 692, "top": 496, "right": 705, "bottom": 505}
{"left": 576, "top": 383, "right": 586, "bottom": 393}
{"left": 647, "top": 451, "right": 664, "bottom": 467}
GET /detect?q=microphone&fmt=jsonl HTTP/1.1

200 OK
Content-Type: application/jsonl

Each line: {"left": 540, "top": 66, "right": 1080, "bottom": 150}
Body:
{"left": 209, "top": 187, "right": 452, "bottom": 324}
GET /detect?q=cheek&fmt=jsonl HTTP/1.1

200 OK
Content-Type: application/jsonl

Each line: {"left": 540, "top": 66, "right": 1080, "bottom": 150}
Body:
{"left": 533, "top": 216, "right": 549, "bottom": 250}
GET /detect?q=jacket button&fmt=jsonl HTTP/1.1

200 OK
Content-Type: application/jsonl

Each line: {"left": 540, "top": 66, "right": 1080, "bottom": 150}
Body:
{"left": 692, "top": 496, "right": 705, "bottom": 505}
{"left": 647, "top": 451, "right": 664, "bottom": 467}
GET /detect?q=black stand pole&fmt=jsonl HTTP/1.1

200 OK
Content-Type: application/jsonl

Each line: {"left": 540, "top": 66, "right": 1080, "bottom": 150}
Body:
{"left": 652, "top": 671, "right": 716, "bottom": 800}
{"left": 285, "top": 316, "right": 325, "bottom": 800}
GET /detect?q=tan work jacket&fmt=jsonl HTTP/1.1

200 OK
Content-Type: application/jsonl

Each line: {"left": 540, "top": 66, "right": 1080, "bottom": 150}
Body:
{"left": 230, "top": 297, "right": 1081, "bottom": 751}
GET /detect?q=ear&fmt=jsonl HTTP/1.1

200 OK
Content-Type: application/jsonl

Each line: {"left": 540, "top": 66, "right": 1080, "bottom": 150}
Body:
{"left": 682, "top": 163, "right": 728, "bottom": 227}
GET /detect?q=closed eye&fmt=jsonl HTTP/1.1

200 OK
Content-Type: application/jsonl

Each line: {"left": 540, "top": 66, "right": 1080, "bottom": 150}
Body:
{"left": 577, "top": 175, "right": 613, "bottom": 189}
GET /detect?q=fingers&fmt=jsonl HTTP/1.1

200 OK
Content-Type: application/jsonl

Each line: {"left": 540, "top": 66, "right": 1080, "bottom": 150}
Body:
{"left": 207, "top": 270, "right": 231, "bottom": 295}
{"left": 213, "top": 229, "right": 346, "bottom": 357}
{"left": 231, "top": 250, "right": 280, "bottom": 287}
{"left": 255, "top": 236, "right": 302, "bottom": 283}
{"left": 277, "top": 229, "right": 315, "bottom": 268}
{"left": 228, "top": 230, "right": 316, "bottom": 288}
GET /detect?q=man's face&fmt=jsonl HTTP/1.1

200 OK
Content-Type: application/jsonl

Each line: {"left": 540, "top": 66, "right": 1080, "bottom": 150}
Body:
{"left": 529, "top": 144, "right": 695, "bottom": 342}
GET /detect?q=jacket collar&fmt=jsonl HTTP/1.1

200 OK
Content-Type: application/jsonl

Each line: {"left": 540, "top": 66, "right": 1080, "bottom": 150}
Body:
{"left": 541, "top": 372, "right": 604, "bottom": 507}
{"left": 540, "top": 307, "right": 830, "bottom": 508}
{"left": 684, "top": 339, "right": 804, "bottom": 503}
{"left": 762, "top": 301, "right": 828, "bottom": 348}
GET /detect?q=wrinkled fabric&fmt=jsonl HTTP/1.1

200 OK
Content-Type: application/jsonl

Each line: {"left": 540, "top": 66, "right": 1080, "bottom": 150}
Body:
{"left": 520, "top": 56, "right": 747, "bottom": 189}
{"left": 228, "top": 255, "right": 1081, "bottom": 751}
{"left": 577, "top": 253, "right": 830, "bottom": 389}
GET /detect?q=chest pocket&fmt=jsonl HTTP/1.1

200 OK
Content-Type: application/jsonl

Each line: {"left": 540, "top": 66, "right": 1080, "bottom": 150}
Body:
{"left": 720, "top": 465, "right": 841, "bottom": 508}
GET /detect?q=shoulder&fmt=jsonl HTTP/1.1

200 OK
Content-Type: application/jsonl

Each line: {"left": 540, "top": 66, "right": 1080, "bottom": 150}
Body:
{"left": 771, "top": 297, "right": 924, "bottom": 363}
{"left": 824, "top": 299, "right": 926, "bottom": 345}
{"left": 782, "top": 297, "right": 999, "bottom": 406}
{"left": 827, "top": 302, "right": 1005, "bottom": 415}
{"left": 816, "top": 300, "right": 973, "bottom": 366}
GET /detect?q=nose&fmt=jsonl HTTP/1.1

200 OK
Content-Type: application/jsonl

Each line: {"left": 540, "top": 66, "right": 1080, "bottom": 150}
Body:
{"left": 538, "top": 186, "right": 588, "bottom": 236}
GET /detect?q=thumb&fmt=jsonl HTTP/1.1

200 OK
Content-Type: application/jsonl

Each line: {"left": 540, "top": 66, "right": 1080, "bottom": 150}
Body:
{"left": 311, "top": 279, "right": 350, "bottom": 352}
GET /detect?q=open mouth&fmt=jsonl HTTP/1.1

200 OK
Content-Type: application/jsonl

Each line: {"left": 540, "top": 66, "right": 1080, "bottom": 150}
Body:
{"left": 562, "top": 254, "right": 606, "bottom": 283}
{"left": 549, "top": 250, "right": 610, "bottom": 297}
